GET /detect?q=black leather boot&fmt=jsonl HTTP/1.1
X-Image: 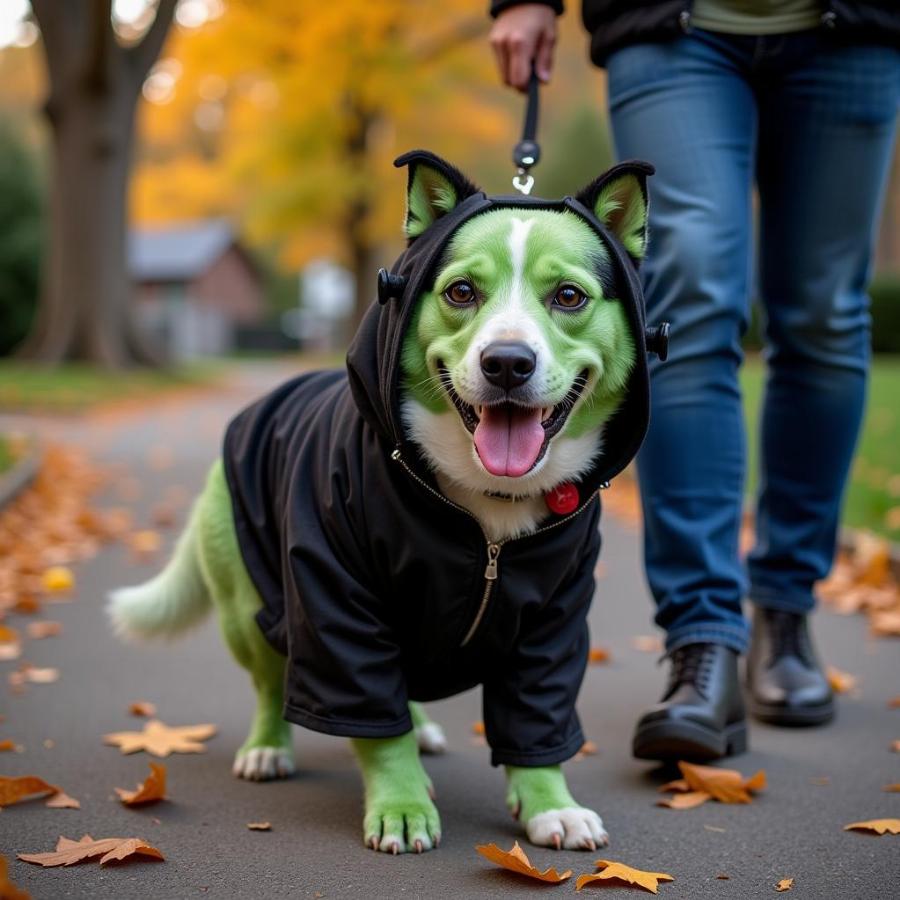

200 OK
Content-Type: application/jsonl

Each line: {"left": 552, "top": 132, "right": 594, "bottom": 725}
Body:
{"left": 632, "top": 643, "right": 747, "bottom": 762}
{"left": 747, "top": 607, "right": 834, "bottom": 726}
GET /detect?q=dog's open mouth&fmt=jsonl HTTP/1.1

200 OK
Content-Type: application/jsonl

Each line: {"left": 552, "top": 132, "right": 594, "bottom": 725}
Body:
{"left": 438, "top": 366, "right": 589, "bottom": 478}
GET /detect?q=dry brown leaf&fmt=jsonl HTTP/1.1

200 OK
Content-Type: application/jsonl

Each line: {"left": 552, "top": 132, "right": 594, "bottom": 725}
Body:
{"left": 128, "top": 530, "right": 162, "bottom": 560}
{"left": 471, "top": 721, "right": 485, "bottom": 736}
{"left": 631, "top": 635, "right": 664, "bottom": 654}
{"left": 41, "top": 567, "right": 74, "bottom": 593}
{"left": 892, "top": 740, "right": 900, "bottom": 753}
{"left": 0, "top": 854, "right": 30, "bottom": 900}
{"left": 475, "top": 841, "right": 572, "bottom": 883}
{"left": 18, "top": 834, "right": 164, "bottom": 867}
{"left": 115, "top": 762, "right": 166, "bottom": 806}
{"left": 0, "top": 775, "right": 58, "bottom": 806}
{"left": 580, "top": 740, "right": 599, "bottom": 756}
{"left": 871, "top": 611, "right": 900, "bottom": 637}
{"left": 677, "top": 761, "right": 766, "bottom": 804}
{"left": 883, "top": 784, "right": 900, "bottom": 793}
{"left": 0, "top": 624, "right": 19, "bottom": 643}
{"left": 26, "top": 620, "right": 62, "bottom": 639}
{"left": 45, "top": 791, "right": 80, "bottom": 809}
{"left": 0, "top": 739, "right": 15, "bottom": 751}
{"left": 776, "top": 877, "right": 794, "bottom": 892}
{"left": 576, "top": 860, "right": 674, "bottom": 894}
{"left": 128, "top": 701, "right": 157, "bottom": 717}
{"left": 656, "top": 791, "right": 711, "bottom": 810}
{"left": 103, "top": 719, "right": 216, "bottom": 757}
{"left": 588, "top": 647, "right": 611, "bottom": 664}
{"left": 844, "top": 819, "right": 900, "bottom": 835}
{"left": 888, "top": 696, "right": 900, "bottom": 709}
{"left": 826, "top": 666, "right": 858, "bottom": 694}
{"left": 247, "top": 822, "right": 272, "bottom": 831}
{"left": 716, "top": 873, "right": 730, "bottom": 879}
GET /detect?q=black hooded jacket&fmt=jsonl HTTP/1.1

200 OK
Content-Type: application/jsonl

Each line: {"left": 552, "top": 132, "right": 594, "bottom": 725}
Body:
{"left": 223, "top": 157, "right": 652, "bottom": 767}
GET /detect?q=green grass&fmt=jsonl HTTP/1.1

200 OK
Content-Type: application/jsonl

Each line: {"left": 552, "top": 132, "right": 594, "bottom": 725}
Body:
{"left": 0, "top": 435, "right": 13, "bottom": 475}
{"left": 0, "top": 360, "right": 222, "bottom": 413}
{"left": 741, "top": 355, "right": 900, "bottom": 542}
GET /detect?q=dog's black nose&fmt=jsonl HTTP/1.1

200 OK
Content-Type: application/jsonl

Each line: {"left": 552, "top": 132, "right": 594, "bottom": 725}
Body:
{"left": 480, "top": 341, "right": 537, "bottom": 390}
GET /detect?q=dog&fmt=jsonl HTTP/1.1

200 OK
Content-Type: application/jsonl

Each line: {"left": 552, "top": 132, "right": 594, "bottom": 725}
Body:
{"left": 109, "top": 150, "right": 654, "bottom": 855}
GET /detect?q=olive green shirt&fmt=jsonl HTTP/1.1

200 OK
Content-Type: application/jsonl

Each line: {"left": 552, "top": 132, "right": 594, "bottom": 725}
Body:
{"left": 691, "top": 0, "right": 823, "bottom": 34}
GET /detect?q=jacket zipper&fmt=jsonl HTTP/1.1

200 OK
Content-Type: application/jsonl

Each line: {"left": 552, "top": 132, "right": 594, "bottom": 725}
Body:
{"left": 391, "top": 447, "right": 599, "bottom": 647}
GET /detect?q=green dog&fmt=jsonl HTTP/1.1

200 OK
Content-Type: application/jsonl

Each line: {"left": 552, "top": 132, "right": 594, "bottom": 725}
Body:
{"left": 110, "top": 151, "right": 654, "bottom": 855}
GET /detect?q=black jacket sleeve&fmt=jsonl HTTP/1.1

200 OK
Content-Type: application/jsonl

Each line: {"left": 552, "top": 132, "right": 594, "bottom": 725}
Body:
{"left": 490, "top": 1, "right": 564, "bottom": 18}
{"left": 482, "top": 517, "right": 601, "bottom": 767}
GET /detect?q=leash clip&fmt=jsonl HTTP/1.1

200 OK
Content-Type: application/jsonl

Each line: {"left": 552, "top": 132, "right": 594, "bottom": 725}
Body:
{"left": 512, "top": 169, "right": 534, "bottom": 195}
{"left": 511, "top": 69, "right": 541, "bottom": 196}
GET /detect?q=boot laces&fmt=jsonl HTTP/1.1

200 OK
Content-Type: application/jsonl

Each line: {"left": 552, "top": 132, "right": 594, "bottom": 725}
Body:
{"left": 664, "top": 643, "right": 717, "bottom": 700}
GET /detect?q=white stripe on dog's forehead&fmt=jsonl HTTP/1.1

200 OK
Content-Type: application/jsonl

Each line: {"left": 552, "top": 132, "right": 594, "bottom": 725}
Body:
{"left": 509, "top": 217, "right": 535, "bottom": 286}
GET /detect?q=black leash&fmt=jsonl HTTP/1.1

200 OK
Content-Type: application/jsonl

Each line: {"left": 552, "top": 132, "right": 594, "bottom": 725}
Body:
{"left": 512, "top": 68, "right": 541, "bottom": 195}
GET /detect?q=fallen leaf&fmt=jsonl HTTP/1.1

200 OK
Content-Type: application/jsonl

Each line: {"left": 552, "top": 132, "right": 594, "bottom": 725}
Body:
{"left": 871, "top": 611, "right": 900, "bottom": 637}
{"left": 631, "top": 635, "right": 664, "bottom": 654}
{"left": 471, "top": 721, "right": 485, "bottom": 736}
{"left": 128, "top": 530, "right": 162, "bottom": 560}
{"left": 0, "top": 625, "right": 21, "bottom": 661}
{"left": 888, "top": 696, "right": 900, "bottom": 709}
{"left": 247, "top": 822, "right": 272, "bottom": 831}
{"left": 657, "top": 791, "right": 711, "bottom": 810}
{"left": 0, "top": 739, "right": 15, "bottom": 751}
{"left": 844, "top": 819, "right": 900, "bottom": 835}
{"left": 704, "top": 825, "right": 727, "bottom": 833}
{"left": 676, "top": 761, "right": 766, "bottom": 804}
{"left": 103, "top": 720, "right": 216, "bottom": 757}
{"left": 892, "top": 740, "right": 900, "bottom": 753}
{"left": 826, "top": 666, "right": 858, "bottom": 694}
{"left": 24, "top": 666, "right": 59, "bottom": 684}
{"left": 128, "top": 701, "right": 157, "bottom": 718}
{"left": 576, "top": 860, "right": 674, "bottom": 894}
{"left": 45, "top": 791, "right": 80, "bottom": 809}
{"left": 0, "top": 625, "right": 19, "bottom": 643}
{"left": 809, "top": 777, "right": 830, "bottom": 786}
{"left": 884, "top": 784, "right": 900, "bottom": 792}
{"left": 26, "top": 620, "right": 62, "bottom": 639}
{"left": 588, "top": 647, "right": 610, "bottom": 664}
{"left": 0, "top": 854, "right": 30, "bottom": 900}
{"left": 716, "top": 873, "right": 730, "bottom": 879}
{"left": 475, "top": 841, "right": 572, "bottom": 883}
{"left": 579, "top": 740, "right": 599, "bottom": 756}
{"left": 115, "top": 762, "right": 166, "bottom": 806}
{"left": 41, "top": 567, "right": 74, "bottom": 593}
{"left": 776, "top": 877, "right": 794, "bottom": 892}
{"left": 0, "top": 775, "right": 58, "bottom": 806}
{"left": 18, "top": 834, "right": 164, "bottom": 867}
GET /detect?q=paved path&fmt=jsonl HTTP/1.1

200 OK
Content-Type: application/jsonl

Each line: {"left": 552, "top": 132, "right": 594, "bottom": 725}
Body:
{"left": 1, "top": 362, "right": 898, "bottom": 899}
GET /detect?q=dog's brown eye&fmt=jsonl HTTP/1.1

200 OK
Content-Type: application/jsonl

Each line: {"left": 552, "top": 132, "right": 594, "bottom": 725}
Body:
{"left": 445, "top": 281, "right": 476, "bottom": 306}
{"left": 552, "top": 286, "right": 588, "bottom": 311}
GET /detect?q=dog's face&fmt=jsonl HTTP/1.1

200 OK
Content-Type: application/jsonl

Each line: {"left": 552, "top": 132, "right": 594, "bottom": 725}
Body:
{"left": 399, "top": 159, "right": 647, "bottom": 498}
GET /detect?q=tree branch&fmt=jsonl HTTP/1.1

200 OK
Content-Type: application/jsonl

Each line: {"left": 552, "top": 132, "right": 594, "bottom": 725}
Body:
{"left": 128, "top": 0, "right": 179, "bottom": 82}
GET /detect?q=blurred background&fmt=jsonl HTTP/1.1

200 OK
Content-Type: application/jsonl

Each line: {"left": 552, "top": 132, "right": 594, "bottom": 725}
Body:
{"left": 0, "top": 0, "right": 897, "bottom": 542}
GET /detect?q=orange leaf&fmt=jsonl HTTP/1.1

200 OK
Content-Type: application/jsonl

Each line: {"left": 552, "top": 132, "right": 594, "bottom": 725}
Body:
{"left": 631, "top": 635, "right": 664, "bottom": 654}
{"left": 115, "top": 762, "right": 166, "bottom": 806}
{"left": 471, "top": 721, "right": 485, "bottom": 736}
{"left": 892, "top": 740, "right": 900, "bottom": 753}
{"left": 103, "top": 720, "right": 216, "bottom": 757}
{"left": 17, "top": 834, "right": 164, "bottom": 867}
{"left": 129, "top": 701, "right": 157, "bottom": 717}
{"left": 826, "top": 666, "right": 857, "bottom": 694}
{"left": 871, "top": 611, "right": 900, "bottom": 637}
{"left": 0, "top": 625, "right": 19, "bottom": 643}
{"left": 129, "top": 531, "right": 162, "bottom": 559}
{"left": 576, "top": 860, "right": 674, "bottom": 894}
{"left": 776, "top": 877, "right": 794, "bottom": 892}
{"left": 844, "top": 819, "right": 900, "bottom": 835}
{"left": 588, "top": 647, "right": 610, "bottom": 664}
{"left": 0, "top": 775, "right": 58, "bottom": 807}
{"left": 888, "top": 696, "right": 900, "bottom": 709}
{"left": 883, "top": 784, "right": 900, "bottom": 793}
{"left": 677, "top": 761, "right": 766, "bottom": 804}
{"left": 247, "top": 822, "right": 272, "bottom": 831}
{"left": 0, "top": 739, "right": 16, "bottom": 752}
{"left": 0, "top": 854, "right": 30, "bottom": 900}
{"left": 656, "top": 791, "right": 711, "bottom": 810}
{"left": 41, "top": 567, "right": 74, "bottom": 593}
{"left": 475, "top": 841, "right": 572, "bottom": 883}
{"left": 45, "top": 791, "right": 80, "bottom": 809}
{"left": 26, "top": 620, "right": 62, "bottom": 639}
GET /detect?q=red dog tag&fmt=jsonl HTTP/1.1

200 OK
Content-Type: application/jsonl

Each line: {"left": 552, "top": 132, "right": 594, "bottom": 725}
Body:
{"left": 545, "top": 482, "right": 579, "bottom": 515}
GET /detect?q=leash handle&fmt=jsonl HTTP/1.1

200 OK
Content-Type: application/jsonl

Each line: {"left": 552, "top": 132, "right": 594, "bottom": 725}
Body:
{"left": 512, "top": 68, "right": 541, "bottom": 195}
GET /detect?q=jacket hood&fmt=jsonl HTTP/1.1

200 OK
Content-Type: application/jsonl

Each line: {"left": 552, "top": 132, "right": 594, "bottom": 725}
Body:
{"left": 346, "top": 151, "right": 657, "bottom": 497}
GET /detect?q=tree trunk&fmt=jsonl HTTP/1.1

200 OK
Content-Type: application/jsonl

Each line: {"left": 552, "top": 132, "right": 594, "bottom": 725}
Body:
{"left": 20, "top": 0, "right": 176, "bottom": 368}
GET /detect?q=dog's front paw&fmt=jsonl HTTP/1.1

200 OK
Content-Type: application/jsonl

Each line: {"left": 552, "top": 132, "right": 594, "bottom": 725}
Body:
{"left": 232, "top": 746, "right": 295, "bottom": 781}
{"left": 364, "top": 799, "right": 442, "bottom": 854}
{"left": 526, "top": 807, "right": 609, "bottom": 851}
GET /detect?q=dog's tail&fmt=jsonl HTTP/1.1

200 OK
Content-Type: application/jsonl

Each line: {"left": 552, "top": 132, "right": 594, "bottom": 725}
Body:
{"left": 108, "top": 501, "right": 211, "bottom": 640}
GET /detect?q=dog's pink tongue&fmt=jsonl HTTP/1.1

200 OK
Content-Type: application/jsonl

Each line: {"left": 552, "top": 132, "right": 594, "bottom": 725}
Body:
{"left": 474, "top": 405, "right": 544, "bottom": 477}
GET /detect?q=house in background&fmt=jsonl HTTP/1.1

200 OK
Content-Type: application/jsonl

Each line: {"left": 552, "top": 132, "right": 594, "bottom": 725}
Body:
{"left": 129, "top": 219, "right": 265, "bottom": 359}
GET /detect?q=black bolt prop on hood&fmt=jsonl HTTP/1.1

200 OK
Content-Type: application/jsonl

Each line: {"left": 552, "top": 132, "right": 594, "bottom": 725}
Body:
{"left": 346, "top": 149, "right": 659, "bottom": 499}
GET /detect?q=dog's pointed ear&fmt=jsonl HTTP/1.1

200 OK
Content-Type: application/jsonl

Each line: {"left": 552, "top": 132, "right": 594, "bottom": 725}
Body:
{"left": 575, "top": 160, "right": 654, "bottom": 263}
{"left": 394, "top": 150, "right": 480, "bottom": 240}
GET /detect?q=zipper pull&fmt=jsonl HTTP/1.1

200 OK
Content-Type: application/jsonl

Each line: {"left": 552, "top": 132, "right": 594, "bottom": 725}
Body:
{"left": 391, "top": 448, "right": 402, "bottom": 462}
{"left": 484, "top": 543, "right": 500, "bottom": 581}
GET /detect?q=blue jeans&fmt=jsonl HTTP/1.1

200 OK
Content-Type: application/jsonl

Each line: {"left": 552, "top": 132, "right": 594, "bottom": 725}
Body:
{"left": 606, "top": 29, "right": 900, "bottom": 653}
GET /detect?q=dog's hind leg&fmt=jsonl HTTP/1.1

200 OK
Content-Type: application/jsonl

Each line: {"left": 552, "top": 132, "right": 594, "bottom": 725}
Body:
{"left": 409, "top": 702, "right": 447, "bottom": 754}
{"left": 197, "top": 462, "right": 294, "bottom": 782}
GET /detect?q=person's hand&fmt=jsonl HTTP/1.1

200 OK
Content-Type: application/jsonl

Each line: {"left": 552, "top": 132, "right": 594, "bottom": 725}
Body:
{"left": 489, "top": 4, "right": 558, "bottom": 92}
